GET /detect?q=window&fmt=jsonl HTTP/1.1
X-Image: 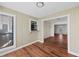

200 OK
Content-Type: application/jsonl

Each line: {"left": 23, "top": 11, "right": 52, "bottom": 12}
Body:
{"left": 31, "top": 20, "right": 38, "bottom": 31}
{"left": 0, "top": 14, "right": 14, "bottom": 49}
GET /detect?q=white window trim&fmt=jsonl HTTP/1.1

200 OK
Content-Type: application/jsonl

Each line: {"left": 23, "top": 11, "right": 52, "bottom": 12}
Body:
{"left": 0, "top": 12, "right": 16, "bottom": 53}
{"left": 30, "top": 19, "right": 39, "bottom": 32}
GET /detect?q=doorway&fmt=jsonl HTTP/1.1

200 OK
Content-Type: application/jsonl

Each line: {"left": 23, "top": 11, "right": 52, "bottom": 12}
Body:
{"left": 43, "top": 15, "right": 70, "bottom": 50}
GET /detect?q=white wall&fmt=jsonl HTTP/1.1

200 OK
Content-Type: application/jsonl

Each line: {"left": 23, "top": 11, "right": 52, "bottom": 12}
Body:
{"left": 44, "top": 21, "right": 51, "bottom": 38}
{"left": 38, "top": 20, "right": 44, "bottom": 42}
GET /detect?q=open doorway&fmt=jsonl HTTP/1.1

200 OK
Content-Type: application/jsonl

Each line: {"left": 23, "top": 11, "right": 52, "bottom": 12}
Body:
{"left": 43, "top": 15, "right": 70, "bottom": 51}
{"left": 54, "top": 17, "right": 68, "bottom": 49}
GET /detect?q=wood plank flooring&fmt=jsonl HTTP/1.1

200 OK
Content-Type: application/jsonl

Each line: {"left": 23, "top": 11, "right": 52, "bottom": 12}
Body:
{"left": 3, "top": 35, "right": 76, "bottom": 57}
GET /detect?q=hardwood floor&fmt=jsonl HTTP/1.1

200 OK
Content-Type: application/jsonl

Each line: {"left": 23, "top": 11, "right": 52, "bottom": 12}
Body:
{"left": 3, "top": 35, "right": 76, "bottom": 57}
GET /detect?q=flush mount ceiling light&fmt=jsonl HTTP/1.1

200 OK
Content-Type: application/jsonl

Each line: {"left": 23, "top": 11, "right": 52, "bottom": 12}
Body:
{"left": 36, "top": 2, "right": 45, "bottom": 8}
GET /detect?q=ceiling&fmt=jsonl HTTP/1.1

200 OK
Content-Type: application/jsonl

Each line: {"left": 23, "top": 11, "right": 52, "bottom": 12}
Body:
{"left": 0, "top": 2, "right": 79, "bottom": 18}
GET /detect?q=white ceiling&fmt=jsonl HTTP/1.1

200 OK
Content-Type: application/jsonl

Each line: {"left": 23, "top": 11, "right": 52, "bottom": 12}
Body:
{"left": 0, "top": 2, "right": 79, "bottom": 18}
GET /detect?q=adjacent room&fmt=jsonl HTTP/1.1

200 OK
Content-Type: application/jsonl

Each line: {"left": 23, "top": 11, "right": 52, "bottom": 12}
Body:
{"left": 0, "top": 2, "right": 79, "bottom": 57}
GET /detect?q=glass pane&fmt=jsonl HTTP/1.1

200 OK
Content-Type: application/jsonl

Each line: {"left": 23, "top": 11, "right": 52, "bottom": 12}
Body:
{"left": 0, "top": 14, "right": 13, "bottom": 49}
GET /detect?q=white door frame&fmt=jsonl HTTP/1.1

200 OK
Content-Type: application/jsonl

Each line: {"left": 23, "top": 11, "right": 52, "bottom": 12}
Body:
{"left": 42, "top": 14, "right": 70, "bottom": 52}
{"left": 0, "top": 12, "right": 16, "bottom": 53}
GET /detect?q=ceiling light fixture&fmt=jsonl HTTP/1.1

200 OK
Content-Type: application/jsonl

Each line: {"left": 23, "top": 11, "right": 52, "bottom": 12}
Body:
{"left": 36, "top": 2, "right": 44, "bottom": 8}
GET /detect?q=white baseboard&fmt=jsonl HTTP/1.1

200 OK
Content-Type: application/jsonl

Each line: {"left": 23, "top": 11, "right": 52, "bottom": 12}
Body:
{"left": 0, "top": 40, "right": 41, "bottom": 56}
{"left": 68, "top": 50, "right": 79, "bottom": 57}
{"left": 38, "top": 40, "right": 44, "bottom": 43}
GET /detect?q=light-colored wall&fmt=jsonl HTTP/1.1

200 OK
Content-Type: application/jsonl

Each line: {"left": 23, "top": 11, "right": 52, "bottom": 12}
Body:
{"left": 41, "top": 7, "right": 79, "bottom": 56}
{"left": 43, "top": 20, "right": 55, "bottom": 38}
{"left": 0, "top": 6, "right": 39, "bottom": 54}
{"left": 38, "top": 20, "right": 44, "bottom": 42}
{"left": 44, "top": 21, "right": 51, "bottom": 38}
